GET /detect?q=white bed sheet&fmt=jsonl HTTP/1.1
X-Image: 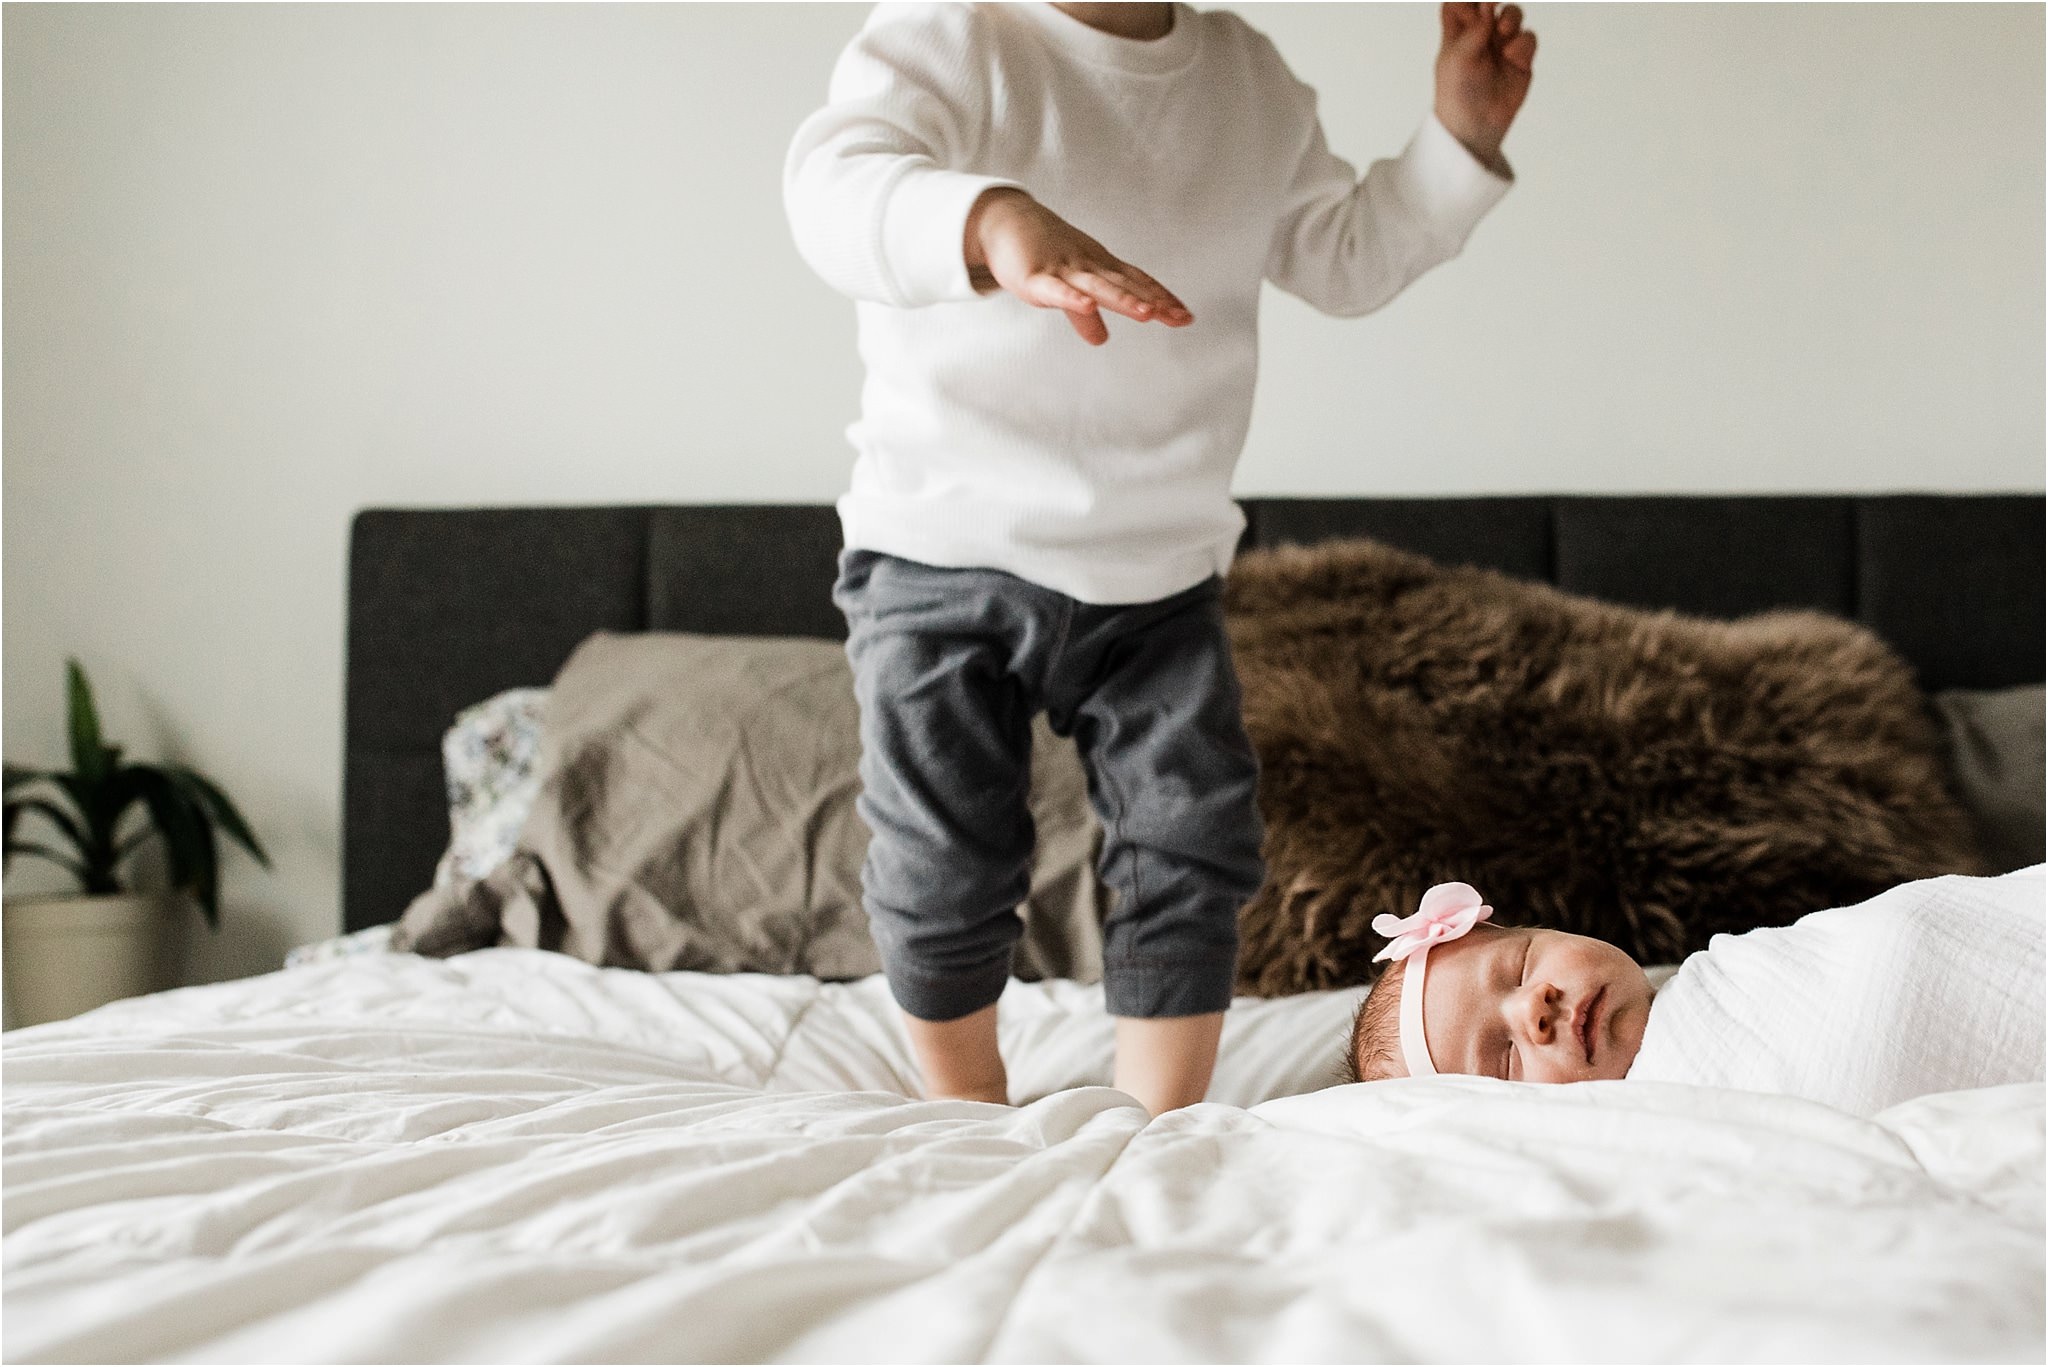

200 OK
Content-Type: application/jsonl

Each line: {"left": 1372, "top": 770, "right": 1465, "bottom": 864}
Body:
{"left": 5, "top": 942, "right": 2042, "bottom": 1362}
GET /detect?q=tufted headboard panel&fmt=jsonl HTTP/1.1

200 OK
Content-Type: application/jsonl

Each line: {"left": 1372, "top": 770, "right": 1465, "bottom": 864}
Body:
{"left": 343, "top": 494, "right": 2044, "bottom": 931}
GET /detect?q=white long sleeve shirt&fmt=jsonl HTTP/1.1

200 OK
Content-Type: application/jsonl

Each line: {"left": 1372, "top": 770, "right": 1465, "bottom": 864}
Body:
{"left": 784, "top": 2, "right": 1513, "bottom": 604}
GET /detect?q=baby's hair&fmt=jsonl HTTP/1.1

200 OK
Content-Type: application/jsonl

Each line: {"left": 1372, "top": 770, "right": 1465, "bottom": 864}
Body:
{"left": 1343, "top": 955, "right": 1410, "bottom": 1084}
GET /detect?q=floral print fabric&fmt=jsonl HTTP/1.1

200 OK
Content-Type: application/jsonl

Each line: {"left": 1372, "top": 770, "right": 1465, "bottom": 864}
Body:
{"left": 288, "top": 687, "right": 549, "bottom": 968}
{"left": 433, "top": 687, "right": 550, "bottom": 888}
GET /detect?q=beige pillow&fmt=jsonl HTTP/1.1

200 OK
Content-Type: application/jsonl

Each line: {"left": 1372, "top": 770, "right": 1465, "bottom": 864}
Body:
{"left": 393, "top": 632, "right": 1107, "bottom": 983}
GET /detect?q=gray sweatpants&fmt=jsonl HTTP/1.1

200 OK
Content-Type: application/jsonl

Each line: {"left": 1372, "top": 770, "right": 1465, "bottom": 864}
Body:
{"left": 832, "top": 548, "right": 1266, "bottom": 1021}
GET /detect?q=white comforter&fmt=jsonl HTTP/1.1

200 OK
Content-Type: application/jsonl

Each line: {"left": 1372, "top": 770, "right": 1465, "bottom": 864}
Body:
{"left": 6, "top": 912, "right": 2043, "bottom": 1362}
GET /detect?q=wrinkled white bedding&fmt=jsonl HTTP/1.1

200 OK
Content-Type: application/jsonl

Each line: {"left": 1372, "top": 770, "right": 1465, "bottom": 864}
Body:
{"left": 6, "top": 939, "right": 2043, "bottom": 1362}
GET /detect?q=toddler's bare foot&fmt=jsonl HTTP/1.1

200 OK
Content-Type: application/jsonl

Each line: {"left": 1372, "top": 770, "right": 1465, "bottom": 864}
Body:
{"left": 927, "top": 1087, "right": 1011, "bottom": 1106}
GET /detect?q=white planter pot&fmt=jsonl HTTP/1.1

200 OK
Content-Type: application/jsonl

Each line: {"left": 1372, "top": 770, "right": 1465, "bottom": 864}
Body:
{"left": 2, "top": 893, "right": 189, "bottom": 1028}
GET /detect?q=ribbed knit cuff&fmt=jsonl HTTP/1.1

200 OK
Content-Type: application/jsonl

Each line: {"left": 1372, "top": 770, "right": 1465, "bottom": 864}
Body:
{"left": 1102, "top": 954, "right": 1239, "bottom": 1019}
{"left": 1397, "top": 113, "right": 1514, "bottom": 237}
{"left": 878, "top": 167, "right": 1028, "bottom": 307}
{"left": 883, "top": 952, "right": 1014, "bottom": 1023}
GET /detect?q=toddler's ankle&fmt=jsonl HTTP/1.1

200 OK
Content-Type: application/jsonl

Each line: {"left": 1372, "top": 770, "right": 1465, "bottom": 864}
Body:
{"left": 925, "top": 1085, "right": 1012, "bottom": 1106}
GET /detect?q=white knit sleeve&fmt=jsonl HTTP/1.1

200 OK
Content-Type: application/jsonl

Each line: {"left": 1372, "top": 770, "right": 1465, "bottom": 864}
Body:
{"left": 1262, "top": 61, "right": 1514, "bottom": 318}
{"left": 783, "top": 3, "right": 1026, "bottom": 309}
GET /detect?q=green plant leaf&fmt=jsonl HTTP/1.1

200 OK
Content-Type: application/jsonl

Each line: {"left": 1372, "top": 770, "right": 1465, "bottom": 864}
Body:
{"left": 49, "top": 771, "right": 121, "bottom": 887}
{"left": 4, "top": 794, "right": 89, "bottom": 854}
{"left": 127, "top": 770, "right": 218, "bottom": 928}
{"left": 3, "top": 837, "right": 89, "bottom": 882}
{"left": 101, "top": 767, "right": 156, "bottom": 863}
{"left": 163, "top": 765, "right": 269, "bottom": 868}
{"left": 66, "top": 659, "right": 111, "bottom": 787}
{"left": 4, "top": 763, "right": 46, "bottom": 795}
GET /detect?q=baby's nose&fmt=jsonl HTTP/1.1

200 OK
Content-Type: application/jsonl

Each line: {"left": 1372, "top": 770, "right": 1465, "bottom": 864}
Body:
{"left": 1519, "top": 984, "right": 1561, "bottom": 1044}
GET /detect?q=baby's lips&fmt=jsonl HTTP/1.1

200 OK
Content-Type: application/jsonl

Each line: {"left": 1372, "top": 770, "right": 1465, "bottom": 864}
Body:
{"left": 1580, "top": 985, "right": 1608, "bottom": 1068}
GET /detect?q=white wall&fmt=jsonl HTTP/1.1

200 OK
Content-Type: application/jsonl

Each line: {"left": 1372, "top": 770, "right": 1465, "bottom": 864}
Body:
{"left": 5, "top": 2, "right": 2042, "bottom": 985}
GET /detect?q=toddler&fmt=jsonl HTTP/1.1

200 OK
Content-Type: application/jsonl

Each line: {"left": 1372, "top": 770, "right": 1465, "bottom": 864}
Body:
{"left": 1347, "top": 873, "right": 2046, "bottom": 1116}
{"left": 785, "top": 3, "right": 1535, "bottom": 1115}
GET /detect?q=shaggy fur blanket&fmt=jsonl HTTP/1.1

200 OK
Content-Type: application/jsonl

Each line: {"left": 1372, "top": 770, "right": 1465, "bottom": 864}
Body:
{"left": 1222, "top": 538, "right": 1990, "bottom": 996}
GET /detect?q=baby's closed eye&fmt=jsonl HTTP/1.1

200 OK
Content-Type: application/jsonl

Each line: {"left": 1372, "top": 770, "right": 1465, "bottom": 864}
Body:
{"left": 1498, "top": 938, "right": 1532, "bottom": 1080}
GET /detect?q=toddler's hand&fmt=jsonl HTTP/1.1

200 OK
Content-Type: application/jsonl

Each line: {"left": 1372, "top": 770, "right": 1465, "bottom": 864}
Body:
{"left": 1435, "top": 2, "right": 1536, "bottom": 175}
{"left": 964, "top": 188, "right": 1193, "bottom": 346}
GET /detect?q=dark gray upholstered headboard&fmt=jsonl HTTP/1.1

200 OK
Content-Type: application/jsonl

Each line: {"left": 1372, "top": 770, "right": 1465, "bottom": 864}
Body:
{"left": 344, "top": 495, "right": 2045, "bottom": 932}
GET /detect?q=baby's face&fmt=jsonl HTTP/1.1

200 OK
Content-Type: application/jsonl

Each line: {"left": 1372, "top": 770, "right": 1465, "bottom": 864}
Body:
{"left": 1408, "top": 925, "right": 1653, "bottom": 1082}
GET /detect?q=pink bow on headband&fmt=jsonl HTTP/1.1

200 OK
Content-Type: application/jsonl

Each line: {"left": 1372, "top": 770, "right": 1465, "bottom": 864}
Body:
{"left": 1371, "top": 882, "right": 1494, "bottom": 963}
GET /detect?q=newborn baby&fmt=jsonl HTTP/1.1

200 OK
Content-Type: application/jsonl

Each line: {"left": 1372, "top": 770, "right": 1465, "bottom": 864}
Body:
{"left": 1346, "top": 871, "right": 2045, "bottom": 1115}
{"left": 1344, "top": 883, "right": 1656, "bottom": 1084}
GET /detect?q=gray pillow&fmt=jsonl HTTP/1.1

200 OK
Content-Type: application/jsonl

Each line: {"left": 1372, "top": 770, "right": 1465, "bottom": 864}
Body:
{"left": 393, "top": 632, "right": 1108, "bottom": 983}
{"left": 1932, "top": 685, "right": 2045, "bottom": 873}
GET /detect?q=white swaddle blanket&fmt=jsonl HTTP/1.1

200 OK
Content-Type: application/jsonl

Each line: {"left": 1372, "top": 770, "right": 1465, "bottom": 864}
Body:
{"left": 1628, "top": 866, "right": 2045, "bottom": 1115}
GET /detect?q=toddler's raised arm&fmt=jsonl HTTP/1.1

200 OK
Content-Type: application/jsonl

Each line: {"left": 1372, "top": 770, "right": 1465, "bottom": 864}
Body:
{"left": 1263, "top": 5, "right": 1534, "bottom": 317}
{"left": 1263, "top": 86, "right": 1512, "bottom": 320}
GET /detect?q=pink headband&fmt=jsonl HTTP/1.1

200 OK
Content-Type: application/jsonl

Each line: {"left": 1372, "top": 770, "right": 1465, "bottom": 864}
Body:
{"left": 1371, "top": 882, "right": 1494, "bottom": 1078}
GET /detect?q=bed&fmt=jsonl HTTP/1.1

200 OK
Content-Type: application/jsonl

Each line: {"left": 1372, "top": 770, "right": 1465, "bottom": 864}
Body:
{"left": 5, "top": 495, "right": 2043, "bottom": 1363}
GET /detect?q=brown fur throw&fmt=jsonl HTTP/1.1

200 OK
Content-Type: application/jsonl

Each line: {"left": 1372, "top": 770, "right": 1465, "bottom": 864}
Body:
{"left": 1223, "top": 538, "right": 1990, "bottom": 996}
